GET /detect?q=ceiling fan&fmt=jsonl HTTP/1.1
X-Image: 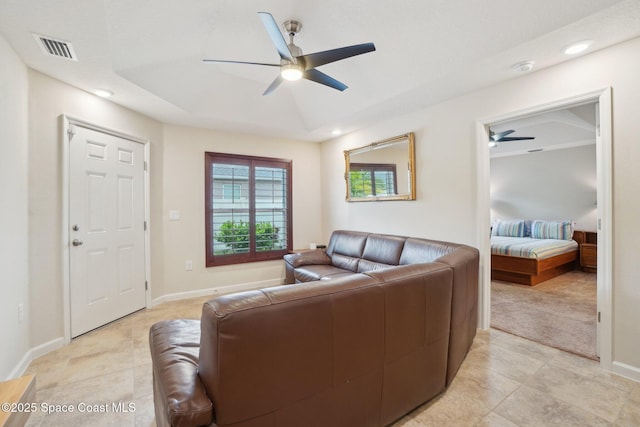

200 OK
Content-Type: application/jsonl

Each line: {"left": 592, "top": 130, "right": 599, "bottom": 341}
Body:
{"left": 489, "top": 129, "right": 535, "bottom": 147}
{"left": 203, "top": 12, "right": 376, "bottom": 95}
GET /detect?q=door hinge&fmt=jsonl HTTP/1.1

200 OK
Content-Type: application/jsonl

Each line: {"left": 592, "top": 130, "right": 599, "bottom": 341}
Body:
{"left": 144, "top": 161, "right": 148, "bottom": 171}
{"left": 144, "top": 221, "right": 147, "bottom": 231}
{"left": 597, "top": 311, "right": 601, "bottom": 323}
{"left": 67, "top": 124, "right": 76, "bottom": 140}
{"left": 145, "top": 281, "right": 148, "bottom": 291}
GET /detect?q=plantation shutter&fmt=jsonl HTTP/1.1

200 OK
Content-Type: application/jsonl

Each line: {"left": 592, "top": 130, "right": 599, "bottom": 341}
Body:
{"left": 205, "top": 153, "right": 292, "bottom": 266}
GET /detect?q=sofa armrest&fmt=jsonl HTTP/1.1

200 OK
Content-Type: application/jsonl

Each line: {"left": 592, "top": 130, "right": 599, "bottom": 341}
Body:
{"left": 283, "top": 250, "right": 331, "bottom": 268}
{"left": 283, "top": 250, "right": 332, "bottom": 284}
{"left": 150, "top": 319, "right": 214, "bottom": 427}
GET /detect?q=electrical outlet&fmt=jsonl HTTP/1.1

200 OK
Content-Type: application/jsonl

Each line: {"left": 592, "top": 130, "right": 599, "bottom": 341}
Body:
{"left": 185, "top": 260, "right": 193, "bottom": 271}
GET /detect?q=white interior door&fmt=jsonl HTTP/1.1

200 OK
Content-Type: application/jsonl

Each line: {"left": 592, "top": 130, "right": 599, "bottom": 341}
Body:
{"left": 69, "top": 125, "right": 146, "bottom": 337}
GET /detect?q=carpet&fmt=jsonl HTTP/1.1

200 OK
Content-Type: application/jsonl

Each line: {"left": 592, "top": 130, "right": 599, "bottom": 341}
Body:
{"left": 491, "top": 270, "right": 598, "bottom": 360}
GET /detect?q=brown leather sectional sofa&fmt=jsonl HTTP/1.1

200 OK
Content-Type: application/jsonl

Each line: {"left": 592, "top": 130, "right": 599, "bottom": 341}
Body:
{"left": 150, "top": 230, "right": 479, "bottom": 427}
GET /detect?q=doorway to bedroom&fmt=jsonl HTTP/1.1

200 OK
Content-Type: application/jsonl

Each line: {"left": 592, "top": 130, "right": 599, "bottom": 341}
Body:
{"left": 480, "top": 93, "right": 611, "bottom": 363}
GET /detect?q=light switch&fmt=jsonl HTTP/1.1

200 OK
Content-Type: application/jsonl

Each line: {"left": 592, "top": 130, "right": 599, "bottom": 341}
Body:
{"left": 169, "top": 210, "right": 180, "bottom": 220}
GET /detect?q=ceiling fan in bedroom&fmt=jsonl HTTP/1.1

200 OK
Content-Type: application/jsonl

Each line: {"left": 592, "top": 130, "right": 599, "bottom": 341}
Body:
{"left": 489, "top": 129, "right": 535, "bottom": 147}
{"left": 202, "top": 12, "right": 376, "bottom": 95}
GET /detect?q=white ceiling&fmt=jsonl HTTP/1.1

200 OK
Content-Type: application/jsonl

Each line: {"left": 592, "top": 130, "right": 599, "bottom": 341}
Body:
{"left": 1, "top": 0, "right": 639, "bottom": 142}
{"left": 489, "top": 103, "right": 597, "bottom": 158}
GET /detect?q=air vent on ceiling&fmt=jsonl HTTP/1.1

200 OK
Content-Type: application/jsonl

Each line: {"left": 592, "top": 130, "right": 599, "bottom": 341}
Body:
{"left": 32, "top": 33, "right": 77, "bottom": 61}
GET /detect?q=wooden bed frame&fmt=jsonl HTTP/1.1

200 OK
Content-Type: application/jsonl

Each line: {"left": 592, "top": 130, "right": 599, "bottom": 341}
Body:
{"left": 491, "top": 232, "right": 585, "bottom": 286}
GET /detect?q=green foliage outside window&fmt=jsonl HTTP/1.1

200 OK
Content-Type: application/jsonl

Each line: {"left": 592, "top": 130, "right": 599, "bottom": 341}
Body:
{"left": 215, "top": 220, "right": 281, "bottom": 254}
{"left": 350, "top": 171, "right": 393, "bottom": 197}
{"left": 349, "top": 171, "right": 371, "bottom": 197}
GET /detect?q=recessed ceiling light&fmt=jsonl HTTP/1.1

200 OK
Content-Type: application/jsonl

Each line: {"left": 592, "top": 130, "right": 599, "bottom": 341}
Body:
{"left": 332, "top": 129, "right": 342, "bottom": 136}
{"left": 512, "top": 61, "right": 535, "bottom": 72}
{"left": 93, "top": 89, "right": 113, "bottom": 98}
{"left": 564, "top": 40, "right": 592, "bottom": 55}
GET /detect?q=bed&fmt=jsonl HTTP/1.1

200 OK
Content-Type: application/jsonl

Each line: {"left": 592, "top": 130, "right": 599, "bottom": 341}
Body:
{"left": 490, "top": 219, "right": 583, "bottom": 286}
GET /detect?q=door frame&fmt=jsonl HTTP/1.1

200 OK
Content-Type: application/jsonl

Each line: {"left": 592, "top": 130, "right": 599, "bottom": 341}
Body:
{"left": 475, "top": 87, "right": 613, "bottom": 370}
{"left": 61, "top": 115, "right": 151, "bottom": 343}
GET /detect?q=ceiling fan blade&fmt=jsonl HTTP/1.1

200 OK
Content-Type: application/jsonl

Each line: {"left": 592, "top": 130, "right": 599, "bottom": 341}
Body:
{"left": 263, "top": 75, "right": 284, "bottom": 96}
{"left": 258, "top": 12, "right": 294, "bottom": 62}
{"left": 303, "top": 69, "right": 347, "bottom": 91}
{"left": 300, "top": 43, "right": 376, "bottom": 70}
{"left": 202, "top": 59, "right": 280, "bottom": 67}
{"left": 500, "top": 136, "right": 536, "bottom": 141}
{"left": 490, "top": 129, "right": 515, "bottom": 142}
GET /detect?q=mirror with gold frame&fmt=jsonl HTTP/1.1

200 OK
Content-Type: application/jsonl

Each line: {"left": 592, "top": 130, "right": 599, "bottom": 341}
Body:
{"left": 344, "top": 132, "right": 416, "bottom": 202}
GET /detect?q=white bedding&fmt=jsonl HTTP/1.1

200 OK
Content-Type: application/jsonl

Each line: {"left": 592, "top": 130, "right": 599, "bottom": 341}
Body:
{"left": 491, "top": 236, "right": 578, "bottom": 259}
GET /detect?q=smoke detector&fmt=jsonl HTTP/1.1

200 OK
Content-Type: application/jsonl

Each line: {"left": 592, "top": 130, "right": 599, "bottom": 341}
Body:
{"left": 32, "top": 33, "right": 77, "bottom": 61}
{"left": 512, "top": 61, "right": 534, "bottom": 72}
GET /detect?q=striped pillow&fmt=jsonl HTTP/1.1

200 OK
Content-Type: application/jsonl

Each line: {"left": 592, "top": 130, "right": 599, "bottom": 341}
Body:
{"left": 491, "top": 219, "right": 525, "bottom": 237}
{"left": 531, "top": 220, "right": 573, "bottom": 240}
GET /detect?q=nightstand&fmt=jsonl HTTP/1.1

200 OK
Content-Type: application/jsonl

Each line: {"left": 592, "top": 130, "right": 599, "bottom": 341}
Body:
{"left": 580, "top": 232, "right": 597, "bottom": 273}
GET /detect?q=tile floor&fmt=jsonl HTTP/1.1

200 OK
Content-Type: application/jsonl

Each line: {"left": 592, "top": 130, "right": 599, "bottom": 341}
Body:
{"left": 23, "top": 295, "right": 640, "bottom": 427}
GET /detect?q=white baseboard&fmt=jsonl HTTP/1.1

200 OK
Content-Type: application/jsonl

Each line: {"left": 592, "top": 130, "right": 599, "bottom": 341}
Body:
{"left": 7, "top": 337, "right": 66, "bottom": 380}
{"left": 6, "top": 280, "right": 283, "bottom": 380}
{"left": 612, "top": 361, "right": 640, "bottom": 383}
{"left": 151, "top": 278, "right": 282, "bottom": 307}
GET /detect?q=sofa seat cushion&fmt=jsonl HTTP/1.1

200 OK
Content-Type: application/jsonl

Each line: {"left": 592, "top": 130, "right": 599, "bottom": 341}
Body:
{"left": 150, "top": 319, "right": 213, "bottom": 427}
{"left": 357, "top": 259, "right": 395, "bottom": 274}
{"left": 293, "top": 264, "right": 353, "bottom": 282}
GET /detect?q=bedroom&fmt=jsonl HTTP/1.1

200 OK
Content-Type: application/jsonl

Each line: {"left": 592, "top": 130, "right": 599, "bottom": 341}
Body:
{"left": 488, "top": 103, "right": 598, "bottom": 359}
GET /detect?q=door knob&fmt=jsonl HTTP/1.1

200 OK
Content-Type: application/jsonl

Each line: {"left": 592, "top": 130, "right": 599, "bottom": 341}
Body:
{"left": 72, "top": 239, "right": 84, "bottom": 246}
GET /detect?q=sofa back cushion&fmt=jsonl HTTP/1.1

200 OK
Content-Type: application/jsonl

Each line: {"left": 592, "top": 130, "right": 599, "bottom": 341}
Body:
{"left": 325, "top": 230, "right": 369, "bottom": 272}
{"left": 357, "top": 234, "right": 406, "bottom": 273}
{"left": 399, "top": 238, "right": 459, "bottom": 265}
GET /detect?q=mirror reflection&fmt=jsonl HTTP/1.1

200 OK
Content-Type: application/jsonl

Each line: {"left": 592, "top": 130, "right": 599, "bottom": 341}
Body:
{"left": 344, "top": 132, "right": 416, "bottom": 202}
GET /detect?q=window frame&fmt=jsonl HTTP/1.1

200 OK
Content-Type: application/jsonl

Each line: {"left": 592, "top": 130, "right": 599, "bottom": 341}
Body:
{"left": 205, "top": 152, "right": 292, "bottom": 267}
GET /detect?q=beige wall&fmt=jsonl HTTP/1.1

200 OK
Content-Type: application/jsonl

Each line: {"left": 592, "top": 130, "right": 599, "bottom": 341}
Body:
{"left": 322, "top": 106, "right": 479, "bottom": 244}
{"left": 160, "top": 124, "right": 322, "bottom": 299}
{"left": 490, "top": 145, "right": 597, "bottom": 232}
{"left": 27, "top": 71, "right": 165, "bottom": 348}
{"left": 0, "top": 36, "right": 30, "bottom": 379}
{"left": 321, "top": 37, "right": 640, "bottom": 377}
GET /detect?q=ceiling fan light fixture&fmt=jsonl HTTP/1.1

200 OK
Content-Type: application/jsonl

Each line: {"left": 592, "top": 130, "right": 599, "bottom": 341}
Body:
{"left": 281, "top": 63, "right": 303, "bottom": 81}
{"left": 203, "top": 12, "right": 375, "bottom": 95}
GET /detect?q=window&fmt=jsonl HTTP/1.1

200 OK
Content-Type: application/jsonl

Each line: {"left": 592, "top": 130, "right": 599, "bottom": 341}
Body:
{"left": 349, "top": 163, "right": 398, "bottom": 197}
{"left": 205, "top": 152, "right": 292, "bottom": 266}
{"left": 222, "top": 183, "right": 242, "bottom": 200}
